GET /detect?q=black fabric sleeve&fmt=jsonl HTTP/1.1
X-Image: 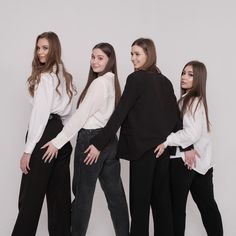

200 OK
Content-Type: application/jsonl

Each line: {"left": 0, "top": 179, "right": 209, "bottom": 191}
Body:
{"left": 90, "top": 73, "right": 143, "bottom": 150}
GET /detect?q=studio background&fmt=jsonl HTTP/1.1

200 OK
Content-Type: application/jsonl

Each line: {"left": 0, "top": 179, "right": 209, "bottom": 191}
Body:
{"left": 0, "top": 0, "right": 235, "bottom": 235}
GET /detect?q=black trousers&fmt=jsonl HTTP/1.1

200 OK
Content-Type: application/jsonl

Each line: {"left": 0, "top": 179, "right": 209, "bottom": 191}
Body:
{"left": 71, "top": 129, "right": 129, "bottom": 236}
{"left": 12, "top": 115, "right": 72, "bottom": 236}
{"left": 129, "top": 149, "right": 174, "bottom": 236}
{"left": 170, "top": 158, "right": 223, "bottom": 236}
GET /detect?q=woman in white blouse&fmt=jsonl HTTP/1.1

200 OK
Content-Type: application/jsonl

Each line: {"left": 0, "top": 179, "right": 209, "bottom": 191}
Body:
{"left": 43, "top": 43, "right": 129, "bottom": 236}
{"left": 12, "top": 32, "right": 75, "bottom": 236}
{"left": 154, "top": 61, "right": 223, "bottom": 236}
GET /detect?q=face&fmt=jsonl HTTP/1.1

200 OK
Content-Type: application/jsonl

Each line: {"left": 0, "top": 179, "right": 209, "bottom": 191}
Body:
{"left": 37, "top": 38, "right": 49, "bottom": 63}
{"left": 181, "top": 65, "right": 194, "bottom": 91}
{"left": 90, "top": 48, "right": 109, "bottom": 74}
{"left": 131, "top": 45, "right": 147, "bottom": 69}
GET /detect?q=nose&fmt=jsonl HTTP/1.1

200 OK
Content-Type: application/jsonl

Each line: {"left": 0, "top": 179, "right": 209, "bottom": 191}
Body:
{"left": 92, "top": 58, "right": 98, "bottom": 64}
{"left": 181, "top": 74, "right": 188, "bottom": 80}
{"left": 38, "top": 48, "right": 43, "bottom": 55}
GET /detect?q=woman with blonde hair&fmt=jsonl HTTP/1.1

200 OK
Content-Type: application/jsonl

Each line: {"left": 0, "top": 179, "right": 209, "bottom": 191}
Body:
{"left": 12, "top": 32, "right": 75, "bottom": 236}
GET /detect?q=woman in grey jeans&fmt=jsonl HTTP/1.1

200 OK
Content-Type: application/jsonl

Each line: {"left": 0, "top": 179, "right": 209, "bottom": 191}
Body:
{"left": 42, "top": 42, "right": 129, "bottom": 236}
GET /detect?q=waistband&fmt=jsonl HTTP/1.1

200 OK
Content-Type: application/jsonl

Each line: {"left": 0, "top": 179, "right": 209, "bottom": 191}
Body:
{"left": 79, "top": 128, "right": 103, "bottom": 134}
{"left": 49, "top": 113, "right": 61, "bottom": 120}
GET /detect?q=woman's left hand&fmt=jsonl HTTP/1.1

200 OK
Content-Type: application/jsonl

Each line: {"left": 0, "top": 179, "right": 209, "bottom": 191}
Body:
{"left": 154, "top": 143, "right": 166, "bottom": 158}
{"left": 84, "top": 145, "right": 100, "bottom": 165}
{"left": 41, "top": 141, "right": 58, "bottom": 163}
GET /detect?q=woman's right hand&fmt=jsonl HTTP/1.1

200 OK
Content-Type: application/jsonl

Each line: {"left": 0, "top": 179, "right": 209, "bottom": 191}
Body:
{"left": 184, "top": 149, "right": 200, "bottom": 170}
{"left": 84, "top": 145, "right": 100, "bottom": 165}
{"left": 154, "top": 143, "right": 166, "bottom": 158}
{"left": 20, "top": 153, "right": 31, "bottom": 174}
{"left": 41, "top": 141, "right": 58, "bottom": 163}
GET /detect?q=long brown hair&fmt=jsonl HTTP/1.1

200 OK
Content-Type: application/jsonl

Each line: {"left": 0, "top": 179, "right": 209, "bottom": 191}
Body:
{"left": 77, "top": 43, "right": 121, "bottom": 107}
{"left": 179, "top": 60, "right": 211, "bottom": 131}
{"left": 131, "top": 38, "right": 161, "bottom": 73}
{"left": 27, "top": 32, "right": 75, "bottom": 102}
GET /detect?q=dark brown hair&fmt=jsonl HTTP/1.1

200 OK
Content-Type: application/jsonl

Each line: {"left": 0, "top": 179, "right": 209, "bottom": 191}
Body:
{"left": 28, "top": 32, "right": 75, "bottom": 102}
{"left": 131, "top": 38, "right": 161, "bottom": 73}
{"left": 77, "top": 43, "right": 121, "bottom": 107}
{"left": 179, "top": 60, "right": 210, "bottom": 131}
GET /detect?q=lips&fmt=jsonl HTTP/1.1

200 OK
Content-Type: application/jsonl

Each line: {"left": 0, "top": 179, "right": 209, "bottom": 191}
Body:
{"left": 92, "top": 66, "right": 100, "bottom": 70}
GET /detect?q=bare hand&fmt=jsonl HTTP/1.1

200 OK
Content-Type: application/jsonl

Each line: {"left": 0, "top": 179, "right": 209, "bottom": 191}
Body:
{"left": 84, "top": 145, "right": 100, "bottom": 165}
{"left": 154, "top": 143, "right": 166, "bottom": 158}
{"left": 184, "top": 149, "right": 200, "bottom": 170}
{"left": 41, "top": 141, "right": 58, "bottom": 163}
{"left": 20, "top": 153, "right": 31, "bottom": 174}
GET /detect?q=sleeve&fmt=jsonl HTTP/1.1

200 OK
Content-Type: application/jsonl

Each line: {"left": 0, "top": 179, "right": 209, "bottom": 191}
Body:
{"left": 164, "top": 100, "right": 204, "bottom": 149}
{"left": 90, "top": 73, "right": 143, "bottom": 151}
{"left": 51, "top": 78, "right": 106, "bottom": 149}
{"left": 24, "top": 74, "right": 54, "bottom": 153}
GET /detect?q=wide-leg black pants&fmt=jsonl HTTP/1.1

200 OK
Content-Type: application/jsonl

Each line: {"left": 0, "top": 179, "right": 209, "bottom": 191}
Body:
{"left": 129, "top": 149, "right": 174, "bottom": 236}
{"left": 12, "top": 115, "right": 72, "bottom": 236}
{"left": 170, "top": 158, "right": 223, "bottom": 236}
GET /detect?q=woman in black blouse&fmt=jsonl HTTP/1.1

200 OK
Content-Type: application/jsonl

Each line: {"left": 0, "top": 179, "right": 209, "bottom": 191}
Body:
{"left": 85, "top": 38, "right": 179, "bottom": 236}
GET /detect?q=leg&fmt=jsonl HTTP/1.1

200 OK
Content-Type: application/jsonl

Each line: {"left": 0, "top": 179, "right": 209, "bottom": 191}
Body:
{"left": 12, "top": 116, "right": 66, "bottom": 236}
{"left": 12, "top": 161, "right": 50, "bottom": 236}
{"left": 190, "top": 168, "right": 223, "bottom": 236}
{"left": 99, "top": 138, "right": 129, "bottom": 236}
{"left": 46, "top": 142, "right": 72, "bottom": 236}
{"left": 129, "top": 149, "right": 156, "bottom": 236}
{"left": 170, "top": 158, "right": 194, "bottom": 236}
{"left": 12, "top": 125, "right": 60, "bottom": 235}
{"left": 151, "top": 151, "right": 174, "bottom": 236}
{"left": 71, "top": 130, "right": 104, "bottom": 236}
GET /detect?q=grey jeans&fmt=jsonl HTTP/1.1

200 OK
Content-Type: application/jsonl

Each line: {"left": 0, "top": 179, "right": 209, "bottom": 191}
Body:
{"left": 71, "top": 128, "right": 129, "bottom": 236}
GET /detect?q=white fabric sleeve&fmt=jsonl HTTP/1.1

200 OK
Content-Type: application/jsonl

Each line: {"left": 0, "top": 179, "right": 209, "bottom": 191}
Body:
{"left": 24, "top": 74, "right": 54, "bottom": 153}
{"left": 51, "top": 78, "right": 106, "bottom": 149}
{"left": 164, "top": 100, "right": 204, "bottom": 149}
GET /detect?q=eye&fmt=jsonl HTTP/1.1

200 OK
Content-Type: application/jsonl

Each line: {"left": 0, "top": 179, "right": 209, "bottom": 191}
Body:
{"left": 43, "top": 46, "right": 48, "bottom": 50}
{"left": 98, "top": 57, "right": 104, "bottom": 61}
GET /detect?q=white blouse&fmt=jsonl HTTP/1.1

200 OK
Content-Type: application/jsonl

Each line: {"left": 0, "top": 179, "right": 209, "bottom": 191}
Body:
{"left": 51, "top": 72, "right": 115, "bottom": 149}
{"left": 25, "top": 67, "right": 73, "bottom": 154}
{"left": 164, "top": 98, "right": 213, "bottom": 174}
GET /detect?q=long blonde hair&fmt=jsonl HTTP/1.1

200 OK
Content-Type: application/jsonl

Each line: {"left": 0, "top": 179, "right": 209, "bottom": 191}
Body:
{"left": 27, "top": 32, "right": 75, "bottom": 102}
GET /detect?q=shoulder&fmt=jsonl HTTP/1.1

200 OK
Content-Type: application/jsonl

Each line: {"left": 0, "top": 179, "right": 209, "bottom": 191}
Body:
{"left": 126, "top": 71, "right": 148, "bottom": 86}
{"left": 89, "top": 72, "right": 114, "bottom": 93}
{"left": 93, "top": 72, "right": 114, "bottom": 85}
{"left": 40, "top": 72, "right": 54, "bottom": 83}
{"left": 188, "top": 97, "right": 204, "bottom": 113}
{"left": 128, "top": 70, "right": 169, "bottom": 81}
{"left": 35, "top": 73, "right": 54, "bottom": 91}
{"left": 127, "top": 70, "right": 148, "bottom": 80}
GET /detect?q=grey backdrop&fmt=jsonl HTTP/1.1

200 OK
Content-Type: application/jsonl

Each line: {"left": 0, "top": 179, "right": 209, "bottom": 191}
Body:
{"left": 0, "top": 0, "right": 235, "bottom": 235}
